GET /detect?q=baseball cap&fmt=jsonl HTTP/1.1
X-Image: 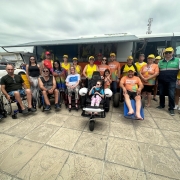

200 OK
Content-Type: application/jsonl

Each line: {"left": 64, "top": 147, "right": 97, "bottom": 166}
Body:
{"left": 63, "top": 55, "right": 68, "bottom": 58}
{"left": 72, "top": 57, "right": 78, "bottom": 61}
{"left": 110, "top": 53, "right": 116, "bottom": 57}
{"left": 155, "top": 56, "right": 161, "bottom": 60}
{"left": 128, "top": 69, "right": 136, "bottom": 72}
{"left": 139, "top": 54, "right": 145, "bottom": 57}
{"left": 98, "top": 53, "right": 102, "bottom": 56}
{"left": 45, "top": 51, "right": 51, "bottom": 55}
{"left": 147, "top": 54, "right": 155, "bottom": 59}
{"left": 127, "top": 56, "right": 133, "bottom": 60}
{"left": 164, "top": 47, "right": 174, "bottom": 52}
{"left": 89, "top": 56, "right": 95, "bottom": 60}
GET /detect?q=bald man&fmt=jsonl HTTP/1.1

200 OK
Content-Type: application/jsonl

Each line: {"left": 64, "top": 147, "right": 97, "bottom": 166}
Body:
{"left": 1, "top": 64, "right": 36, "bottom": 114}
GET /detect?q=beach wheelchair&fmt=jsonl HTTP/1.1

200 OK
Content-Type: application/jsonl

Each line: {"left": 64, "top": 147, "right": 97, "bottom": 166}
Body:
{"left": 79, "top": 71, "right": 112, "bottom": 131}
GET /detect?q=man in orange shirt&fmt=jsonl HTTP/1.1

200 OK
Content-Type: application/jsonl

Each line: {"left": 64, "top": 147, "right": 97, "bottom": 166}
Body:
{"left": 108, "top": 53, "right": 120, "bottom": 93}
{"left": 120, "top": 69, "right": 144, "bottom": 120}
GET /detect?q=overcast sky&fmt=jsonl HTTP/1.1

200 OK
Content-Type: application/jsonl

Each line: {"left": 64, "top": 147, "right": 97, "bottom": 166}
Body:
{"left": 0, "top": 0, "right": 179, "bottom": 49}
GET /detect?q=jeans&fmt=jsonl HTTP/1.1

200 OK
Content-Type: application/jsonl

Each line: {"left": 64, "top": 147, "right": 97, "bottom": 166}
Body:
{"left": 158, "top": 81, "right": 176, "bottom": 110}
{"left": 111, "top": 81, "right": 117, "bottom": 94}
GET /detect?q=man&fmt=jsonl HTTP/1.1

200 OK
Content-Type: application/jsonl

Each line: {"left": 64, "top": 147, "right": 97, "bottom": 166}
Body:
{"left": 135, "top": 54, "right": 147, "bottom": 74}
{"left": 94, "top": 53, "right": 102, "bottom": 66}
{"left": 108, "top": 53, "right": 120, "bottom": 94}
{"left": 38, "top": 68, "right": 60, "bottom": 111}
{"left": 121, "top": 56, "right": 138, "bottom": 77}
{"left": 41, "top": 51, "right": 53, "bottom": 73}
{"left": 1, "top": 64, "right": 36, "bottom": 114}
{"left": 120, "top": 69, "right": 144, "bottom": 120}
{"left": 157, "top": 47, "right": 180, "bottom": 116}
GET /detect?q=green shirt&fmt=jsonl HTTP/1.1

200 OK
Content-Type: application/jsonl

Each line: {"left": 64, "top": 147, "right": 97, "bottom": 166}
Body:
{"left": 1, "top": 74, "right": 24, "bottom": 93}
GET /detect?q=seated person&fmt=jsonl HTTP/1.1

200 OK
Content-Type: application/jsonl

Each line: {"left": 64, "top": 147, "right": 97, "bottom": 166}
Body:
{"left": 66, "top": 66, "right": 80, "bottom": 111}
{"left": 38, "top": 68, "right": 60, "bottom": 111}
{"left": 120, "top": 69, "right": 144, "bottom": 120}
{"left": 1, "top": 64, "right": 36, "bottom": 114}
{"left": 89, "top": 80, "right": 104, "bottom": 118}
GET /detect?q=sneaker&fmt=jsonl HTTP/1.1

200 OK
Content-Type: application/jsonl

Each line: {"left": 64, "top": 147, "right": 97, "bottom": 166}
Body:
{"left": 174, "top": 105, "right": 179, "bottom": 110}
{"left": 22, "top": 108, "right": 29, "bottom": 114}
{"left": 0, "top": 114, "right": 3, "bottom": 120}
{"left": 28, "top": 107, "right": 37, "bottom": 112}
{"left": 156, "top": 106, "right": 164, "bottom": 109}
{"left": 44, "top": 105, "right": 51, "bottom": 111}
{"left": 169, "top": 110, "right": 175, "bottom": 116}
{"left": 55, "top": 104, "right": 60, "bottom": 110}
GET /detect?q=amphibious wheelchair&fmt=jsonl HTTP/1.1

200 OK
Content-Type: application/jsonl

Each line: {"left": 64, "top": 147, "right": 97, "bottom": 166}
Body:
{"left": 79, "top": 71, "right": 112, "bottom": 131}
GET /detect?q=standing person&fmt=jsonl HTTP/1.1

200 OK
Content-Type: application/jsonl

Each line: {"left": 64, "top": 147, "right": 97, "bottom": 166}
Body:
{"left": 72, "top": 57, "right": 82, "bottom": 75}
{"left": 98, "top": 56, "right": 110, "bottom": 78}
{"left": 139, "top": 54, "right": 159, "bottom": 107}
{"left": 61, "top": 55, "right": 71, "bottom": 72}
{"left": 174, "top": 71, "right": 180, "bottom": 110}
{"left": 108, "top": 53, "right": 120, "bottom": 94}
{"left": 157, "top": 47, "right": 180, "bottom": 116}
{"left": 104, "top": 69, "right": 112, "bottom": 89}
{"left": 66, "top": 66, "right": 80, "bottom": 111}
{"left": 153, "top": 56, "right": 161, "bottom": 101}
{"left": 94, "top": 53, "right": 102, "bottom": 65}
{"left": 83, "top": 56, "right": 99, "bottom": 88}
{"left": 135, "top": 54, "right": 147, "bottom": 74}
{"left": 121, "top": 56, "right": 138, "bottom": 77}
{"left": 41, "top": 51, "right": 53, "bottom": 73}
{"left": 26, "top": 56, "right": 40, "bottom": 109}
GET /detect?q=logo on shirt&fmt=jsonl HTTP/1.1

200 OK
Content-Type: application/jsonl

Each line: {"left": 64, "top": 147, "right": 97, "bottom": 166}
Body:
{"left": 69, "top": 76, "right": 78, "bottom": 82}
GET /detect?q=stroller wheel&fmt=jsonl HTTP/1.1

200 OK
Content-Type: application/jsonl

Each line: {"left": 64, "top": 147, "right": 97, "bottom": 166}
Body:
{"left": 89, "top": 120, "right": 95, "bottom": 131}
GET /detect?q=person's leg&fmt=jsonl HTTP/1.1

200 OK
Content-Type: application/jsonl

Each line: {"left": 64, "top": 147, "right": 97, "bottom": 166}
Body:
{"left": 157, "top": 81, "right": 165, "bottom": 108}
{"left": 153, "top": 84, "right": 158, "bottom": 101}
{"left": 25, "top": 89, "right": 33, "bottom": 108}
{"left": 124, "top": 93, "right": 134, "bottom": 114}
{"left": 168, "top": 81, "right": 176, "bottom": 110}
{"left": 13, "top": 91, "right": 25, "bottom": 110}
{"left": 75, "top": 86, "right": 79, "bottom": 107}
{"left": 42, "top": 90, "right": 50, "bottom": 105}
{"left": 54, "top": 89, "right": 59, "bottom": 104}
{"left": 134, "top": 95, "right": 143, "bottom": 119}
{"left": 67, "top": 88, "right": 72, "bottom": 109}
{"left": 112, "top": 81, "right": 117, "bottom": 94}
{"left": 174, "top": 88, "right": 180, "bottom": 109}
{"left": 91, "top": 96, "right": 96, "bottom": 106}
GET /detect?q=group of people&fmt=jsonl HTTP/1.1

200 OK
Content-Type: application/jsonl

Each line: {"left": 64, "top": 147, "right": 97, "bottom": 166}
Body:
{"left": 0, "top": 47, "right": 180, "bottom": 119}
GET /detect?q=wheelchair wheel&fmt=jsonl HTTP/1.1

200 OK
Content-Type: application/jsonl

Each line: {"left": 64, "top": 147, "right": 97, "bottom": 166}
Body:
{"left": 89, "top": 120, "right": 95, "bottom": 131}
{"left": 113, "top": 93, "right": 120, "bottom": 107}
{"left": 141, "top": 97, "right": 145, "bottom": 108}
{"left": 2, "top": 96, "right": 12, "bottom": 115}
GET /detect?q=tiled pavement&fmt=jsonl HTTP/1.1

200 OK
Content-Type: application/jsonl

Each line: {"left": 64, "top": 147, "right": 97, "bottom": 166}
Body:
{"left": 0, "top": 99, "right": 180, "bottom": 180}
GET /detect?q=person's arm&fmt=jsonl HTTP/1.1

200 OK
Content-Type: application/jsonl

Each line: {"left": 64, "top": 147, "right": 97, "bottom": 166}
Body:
{"left": 73, "top": 75, "right": 80, "bottom": 88}
{"left": 96, "top": 65, "right": 99, "bottom": 71}
{"left": 38, "top": 77, "right": 47, "bottom": 91}
{"left": 40, "top": 61, "right": 44, "bottom": 75}
{"left": 1, "top": 85, "right": 10, "bottom": 100}
{"left": 147, "top": 65, "right": 159, "bottom": 80}
{"left": 83, "top": 65, "right": 88, "bottom": 78}
{"left": 89, "top": 86, "right": 95, "bottom": 96}
{"left": 95, "top": 89, "right": 104, "bottom": 98}
{"left": 117, "top": 63, "right": 121, "bottom": 79}
{"left": 177, "top": 70, "right": 180, "bottom": 85}
{"left": 79, "top": 66, "right": 82, "bottom": 76}
{"left": 137, "top": 78, "right": 144, "bottom": 95}
{"left": 65, "top": 76, "right": 70, "bottom": 87}
{"left": 25, "top": 65, "right": 31, "bottom": 83}
{"left": 107, "top": 75, "right": 112, "bottom": 84}
{"left": 119, "top": 77, "right": 127, "bottom": 94}
{"left": 120, "top": 65, "right": 125, "bottom": 75}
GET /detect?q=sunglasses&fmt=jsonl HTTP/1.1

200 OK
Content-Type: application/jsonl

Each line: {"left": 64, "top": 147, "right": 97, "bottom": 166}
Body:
{"left": 102, "top": 59, "right": 107, "bottom": 61}
{"left": 165, "top": 51, "right": 172, "bottom": 54}
{"left": 30, "top": 58, "right": 35, "bottom": 60}
{"left": 43, "top": 70, "right": 49, "bottom": 73}
{"left": 96, "top": 83, "right": 101, "bottom": 85}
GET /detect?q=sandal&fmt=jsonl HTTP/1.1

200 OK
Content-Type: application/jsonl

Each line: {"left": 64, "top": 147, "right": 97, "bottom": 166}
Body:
{"left": 68, "top": 104, "right": 71, "bottom": 112}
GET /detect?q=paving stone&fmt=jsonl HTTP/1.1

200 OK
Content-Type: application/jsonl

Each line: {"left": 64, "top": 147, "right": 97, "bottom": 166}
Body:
{"left": 0, "top": 134, "right": 20, "bottom": 154}
{"left": 57, "top": 153, "right": 103, "bottom": 180}
{"left": 106, "top": 137, "right": 144, "bottom": 170}
{"left": 0, "top": 139, "right": 42, "bottom": 175}
{"left": 139, "top": 143, "right": 180, "bottom": 179}
{"left": 24, "top": 123, "right": 59, "bottom": 143}
{"left": 73, "top": 132, "right": 107, "bottom": 159}
{"left": 103, "top": 162, "right": 146, "bottom": 180}
{"left": 135, "top": 126, "right": 169, "bottom": 147}
{"left": 17, "top": 145, "right": 69, "bottom": 180}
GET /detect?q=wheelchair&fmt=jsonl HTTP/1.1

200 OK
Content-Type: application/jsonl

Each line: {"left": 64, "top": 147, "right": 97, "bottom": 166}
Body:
{"left": 0, "top": 96, "right": 8, "bottom": 120}
{"left": 79, "top": 71, "right": 112, "bottom": 131}
{"left": 1, "top": 93, "right": 28, "bottom": 119}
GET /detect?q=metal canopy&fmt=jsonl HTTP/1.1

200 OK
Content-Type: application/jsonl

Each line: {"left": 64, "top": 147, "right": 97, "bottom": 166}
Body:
{"left": 1, "top": 35, "right": 139, "bottom": 48}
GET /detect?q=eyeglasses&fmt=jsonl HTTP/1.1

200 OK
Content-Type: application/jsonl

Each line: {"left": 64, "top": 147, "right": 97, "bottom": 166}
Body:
{"left": 43, "top": 70, "right": 49, "bottom": 73}
{"left": 102, "top": 59, "right": 107, "bottom": 61}
{"left": 96, "top": 83, "right": 100, "bottom": 85}
{"left": 30, "top": 58, "right": 35, "bottom": 60}
{"left": 7, "top": 69, "right": 14, "bottom": 71}
{"left": 165, "top": 51, "right": 172, "bottom": 54}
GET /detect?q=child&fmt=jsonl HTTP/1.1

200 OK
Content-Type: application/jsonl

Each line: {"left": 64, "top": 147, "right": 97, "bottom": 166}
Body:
{"left": 89, "top": 80, "right": 104, "bottom": 118}
{"left": 104, "top": 69, "right": 112, "bottom": 89}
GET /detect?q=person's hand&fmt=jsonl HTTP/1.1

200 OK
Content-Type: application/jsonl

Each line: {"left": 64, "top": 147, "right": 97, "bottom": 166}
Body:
{"left": 178, "top": 80, "right": 180, "bottom": 86}
{"left": 123, "top": 88, "right": 127, "bottom": 95}
{"left": 101, "top": 76, "right": 104, "bottom": 79}
{"left": 137, "top": 88, "right": 141, "bottom": 96}
{"left": 6, "top": 95, "right": 11, "bottom": 101}
{"left": 95, "top": 92, "right": 99, "bottom": 95}
{"left": 48, "top": 88, "right": 54, "bottom": 94}
{"left": 143, "top": 77, "right": 148, "bottom": 82}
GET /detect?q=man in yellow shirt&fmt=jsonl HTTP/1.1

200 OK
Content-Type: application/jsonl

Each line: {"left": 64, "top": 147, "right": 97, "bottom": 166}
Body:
{"left": 135, "top": 54, "right": 147, "bottom": 74}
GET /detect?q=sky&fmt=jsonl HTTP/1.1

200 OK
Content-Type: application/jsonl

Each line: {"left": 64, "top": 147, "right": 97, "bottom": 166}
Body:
{"left": 0, "top": 0, "right": 180, "bottom": 51}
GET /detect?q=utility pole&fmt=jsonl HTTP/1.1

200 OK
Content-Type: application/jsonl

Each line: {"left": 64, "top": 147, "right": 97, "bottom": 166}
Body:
{"left": 146, "top": 18, "right": 153, "bottom": 34}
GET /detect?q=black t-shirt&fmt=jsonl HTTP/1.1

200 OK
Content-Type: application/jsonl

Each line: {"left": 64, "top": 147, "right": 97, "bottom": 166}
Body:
{"left": 1, "top": 74, "right": 24, "bottom": 93}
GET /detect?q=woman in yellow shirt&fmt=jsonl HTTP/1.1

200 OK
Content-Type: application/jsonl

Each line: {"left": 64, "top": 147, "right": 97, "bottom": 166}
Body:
{"left": 83, "top": 56, "right": 99, "bottom": 88}
{"left": 72, "top": 57, "right": 82, "bottom": 75}
{"left": 61, "top": 55, "right": 71, "bottom": 72}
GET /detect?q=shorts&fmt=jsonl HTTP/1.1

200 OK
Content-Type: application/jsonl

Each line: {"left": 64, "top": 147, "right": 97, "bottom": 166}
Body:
{"left": 142, "top": 85, "right": 153, "bottom": 93}
{"left": 127, "top": 90, "right": 137, "bottom": 100}
{"left": 8, "top": 89, "right": 26, "bottom": 97}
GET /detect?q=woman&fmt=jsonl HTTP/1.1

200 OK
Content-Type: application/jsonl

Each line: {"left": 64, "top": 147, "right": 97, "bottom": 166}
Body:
{"left": 72, "top": 57, "right": 82, "bottom": 75}
{"left": 53, "top": 60, "right": 67, "bottom": 92}
{"left": 98, "top": 57, "right": 110, "bottom": 78}
{"left": 174, "top": 71, "right": 180, "bottom": 111}
{"left": 61, "top": 55, "right": 71, "bottom": 72}
{"left": 26, "top": 56, "right": 40, "bottom": 108}
{"left": 83, "top": 56, "right": 99, "bottom": 88}
{"left": 66, "top": 66, "right": 80, "bottom": 111}
{"left": 139, "top": 54, "right": 159, "bottom": 107}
